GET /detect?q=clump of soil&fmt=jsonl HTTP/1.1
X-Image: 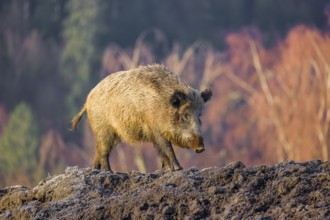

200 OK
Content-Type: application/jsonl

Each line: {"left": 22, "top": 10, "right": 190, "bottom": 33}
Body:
{"left": 0, "top": 160, "right": 329, "bottom": 219}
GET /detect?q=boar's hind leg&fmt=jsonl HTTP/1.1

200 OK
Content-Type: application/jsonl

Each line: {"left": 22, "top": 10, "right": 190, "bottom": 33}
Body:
{"left": 93, "top": 135, "right": 119, "bottom": 172}
{"left": 93, "top": 141, "right": 111, "bottom": 171}
{"left": 92, "top": 141, "right": 102, "bottom": 170}
{"left": 153, "top": 136, "right": 182, "bottom": 171}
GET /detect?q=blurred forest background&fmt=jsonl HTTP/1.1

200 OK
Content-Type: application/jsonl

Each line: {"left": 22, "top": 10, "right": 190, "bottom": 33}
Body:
{"left": 1, "top": 0, "right": 330, "bottom": 187}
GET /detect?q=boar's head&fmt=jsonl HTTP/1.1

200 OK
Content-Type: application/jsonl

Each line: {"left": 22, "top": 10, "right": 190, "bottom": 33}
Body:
{"left": 167, "top": 88, "right": 212, "bottom": 153}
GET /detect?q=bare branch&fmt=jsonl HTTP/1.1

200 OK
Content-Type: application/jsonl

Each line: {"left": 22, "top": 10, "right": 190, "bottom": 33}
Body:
{"left": 225, "top": 71, "right": 258, "bottom": 95}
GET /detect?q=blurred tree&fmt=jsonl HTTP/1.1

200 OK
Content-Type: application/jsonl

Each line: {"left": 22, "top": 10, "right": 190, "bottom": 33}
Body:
{"left": 0, "top": 0, "right": 65, "bottom": 130}
{"left": 101, "top": 0, "right": 330, "bottom": 49}
{"left": 28, "top": 0, "right": 67, "bottom": 41}
{"left": 60, "top": 0, "right": 104, "bottom": 118}
{"left": 39, "top": 129, "right": 66, "bottom": 174}
{"left": 0, "top": 103, "right": 43, "bottom": 186}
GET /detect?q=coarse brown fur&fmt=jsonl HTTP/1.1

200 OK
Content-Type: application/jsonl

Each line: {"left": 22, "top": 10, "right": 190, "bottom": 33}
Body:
{"left": 71, "top": 64, "right": 212, "bottom": 172}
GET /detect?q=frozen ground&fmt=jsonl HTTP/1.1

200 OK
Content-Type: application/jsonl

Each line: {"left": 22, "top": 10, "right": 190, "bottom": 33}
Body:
{"left": 0, "top": 160, "right": 329, "bottom": 219}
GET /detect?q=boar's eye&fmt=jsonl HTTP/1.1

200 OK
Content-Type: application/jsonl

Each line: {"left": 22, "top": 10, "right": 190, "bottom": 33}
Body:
{"left": 172, "top": 97, "right": 181, "bottom": 108}
{"left": 171, "top": 91, "right": 187, "bottom": 108}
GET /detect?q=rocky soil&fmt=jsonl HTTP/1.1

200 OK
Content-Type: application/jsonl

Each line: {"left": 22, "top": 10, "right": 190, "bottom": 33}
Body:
{"left": 0, "top": 160, "right": 329, "bottom": 219}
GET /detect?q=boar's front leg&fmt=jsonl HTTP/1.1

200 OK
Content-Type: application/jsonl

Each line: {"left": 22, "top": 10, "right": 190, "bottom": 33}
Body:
{"left": 157, "top": 151, "right": 171, "bottom": 170}
{"left": 153, "top": 134, "right": 182, "bottom": 171}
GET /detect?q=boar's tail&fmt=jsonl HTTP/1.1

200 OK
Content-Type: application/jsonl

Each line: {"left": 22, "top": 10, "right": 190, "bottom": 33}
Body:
{"left": 70, "top": 105, "right": 86, "bottom": 131}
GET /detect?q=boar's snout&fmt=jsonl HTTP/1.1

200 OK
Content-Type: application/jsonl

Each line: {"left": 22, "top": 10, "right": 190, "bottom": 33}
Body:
{"left": 192, "top": 136, "right": 205, "bottom": 153}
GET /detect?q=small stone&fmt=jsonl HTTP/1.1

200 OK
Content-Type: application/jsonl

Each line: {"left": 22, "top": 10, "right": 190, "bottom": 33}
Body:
{"left": 162, "top": 206, "right": 176, "bottom": 215}
{"left": 208, "top": 186, "right": 226, "bottom": 195}
{"left": 164, "top": 183, "right": 176, "bottom": 188}
{"left": 208, "top": 186, "right": 217, "bottom": 194}
{"left": 225, "top": 161, "right": 245, "bottom": 169}
{"left": 95, "top": 205, "right": 104, "bottom": 211}
{"left": 140, "top": 203, "right": 149, "bottom": 211}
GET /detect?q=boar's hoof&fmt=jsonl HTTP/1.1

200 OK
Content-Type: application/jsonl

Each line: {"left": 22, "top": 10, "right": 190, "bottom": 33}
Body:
{"left": 171, "top": 163, "right": 183, "bottom": 171}
{"left": 172, "top": 166, "right": 183, "bottom": 171}
{"left": 194, "top": 147, "right": 205, "bottom": 153}
{"left": 93, "top": 163, "right": 113, "bottom": 173}
{"left": 163, "top": 163, "right": 182, "bottom": 171}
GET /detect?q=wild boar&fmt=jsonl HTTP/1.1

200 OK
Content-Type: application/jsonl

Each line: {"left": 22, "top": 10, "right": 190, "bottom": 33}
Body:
{"left": 71, "top": 64, "right": 212, "bottom": 172}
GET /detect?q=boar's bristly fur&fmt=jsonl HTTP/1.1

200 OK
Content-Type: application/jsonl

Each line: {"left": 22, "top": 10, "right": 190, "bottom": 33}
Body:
{"left": 71, "top": 64, "right": 212, "bottom": 172}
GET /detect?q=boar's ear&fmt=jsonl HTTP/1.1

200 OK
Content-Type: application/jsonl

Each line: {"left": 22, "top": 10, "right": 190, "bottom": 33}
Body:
{"left": 170, "top": 91, "right": 187, "bottom": 108}
{"left": 201, "top": 89, "right": 213, "bottom": 103}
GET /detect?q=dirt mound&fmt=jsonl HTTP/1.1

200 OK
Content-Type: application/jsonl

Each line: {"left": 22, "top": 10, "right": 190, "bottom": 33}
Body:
{"left": 0, "top": 160, "right": 329, "bottom": 219}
